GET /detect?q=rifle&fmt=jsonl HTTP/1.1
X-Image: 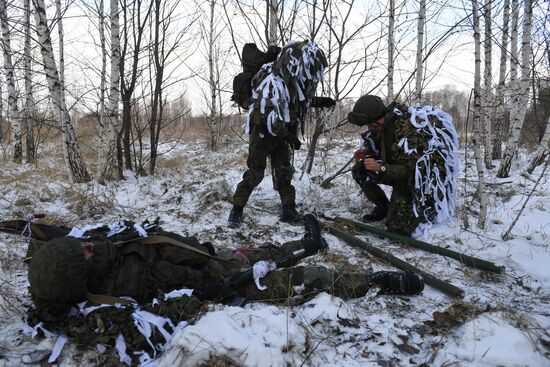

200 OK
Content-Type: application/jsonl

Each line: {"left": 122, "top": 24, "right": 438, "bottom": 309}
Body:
{"left": 217, "top": 248, "right": 306, "bottom": 307}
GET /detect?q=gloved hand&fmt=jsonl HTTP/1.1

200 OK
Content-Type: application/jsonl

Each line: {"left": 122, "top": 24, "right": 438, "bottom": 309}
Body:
{"left": 283, "top": 135, "right": 301, "bottom": 150}
{"left": 312, "top": 97, "right": 336, "bottom": 109}
{"left": 368, "top": 271, "right": 424, "bottom": 295}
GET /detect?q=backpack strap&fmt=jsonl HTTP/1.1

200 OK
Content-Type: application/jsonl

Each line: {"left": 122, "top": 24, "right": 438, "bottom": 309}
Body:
{"left": 116, "top": 235, "right": 242, "bottom": 272}
{"left": 86, "top": 291, "right": 130, "bottom": 305}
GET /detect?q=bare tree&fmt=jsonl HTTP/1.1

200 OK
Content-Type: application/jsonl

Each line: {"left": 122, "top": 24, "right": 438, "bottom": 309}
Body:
{"left": 497, "top": 0, "right": 533, "bottom": 178}
{"left": 23, "top": 0, "right": 36, "bottom": 163}
{"left": 414, "top": 0, "right": 426, "bottom": 103}
{"left": 33, "top": 0, "right": 91, "bottom": 182}
{"left": 96, "top": 0, "right": 107, "bottom": 175}
{"left": 387, "top": 0, "right": 395, "bottom": 101}
{"left": 98, "top": 0, "right": 120, "bottom": 182}
{"left": 481, "top": 0, "right": 493, "bottom": 168}
{"left": 1, "top": 0, "right": 22, "bottom": 163}
{"left": 491, "top": 0, "right": 510, "bottom": 159}
{"left": 267, "top": 0, "right": 277, "bottom": 46}
{"left": 471, "top": 0, "right": 487, "bottom": 229}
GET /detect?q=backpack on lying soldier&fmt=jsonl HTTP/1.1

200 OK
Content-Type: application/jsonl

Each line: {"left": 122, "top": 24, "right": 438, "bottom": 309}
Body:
{"left": 231, "top": 43, "right": 281, "bottom": 110}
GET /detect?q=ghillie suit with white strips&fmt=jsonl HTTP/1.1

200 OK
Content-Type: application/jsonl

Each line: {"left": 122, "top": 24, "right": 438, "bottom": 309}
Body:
{"left": 244, "top": 40, "right": 327, "bottom": 137}
{"left": 392, "top": 104, "right": 459, "bottom": 237}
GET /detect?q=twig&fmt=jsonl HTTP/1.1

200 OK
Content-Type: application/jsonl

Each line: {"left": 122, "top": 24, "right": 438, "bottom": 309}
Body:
{"left": 502, "top": 157, "right": 549, "bottom": 240}
{"left": 320, "top": 157, "right": 354, "bottom": 188}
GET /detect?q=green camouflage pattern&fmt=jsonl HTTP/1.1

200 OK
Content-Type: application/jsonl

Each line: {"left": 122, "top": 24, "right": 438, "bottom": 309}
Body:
{"left": 232, "top": 124, "right": 296, "bottom": 208}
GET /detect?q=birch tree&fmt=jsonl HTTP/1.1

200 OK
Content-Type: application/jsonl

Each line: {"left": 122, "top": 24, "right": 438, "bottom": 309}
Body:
{"left": 24, "top": 0, "right": 36, "bottom": 163}
{"left": 33, "top": 0, "right": 91, "bottom": 182}
{"left": 491, "top": 0, "right": 510, "bottom": 159}
{"left": 387, "top": 0, "right": 395, "bottom": 101}
{"left": 1, "top": 0, "right": 22, "bottom": 163}
{"left": 497, "top": 0, "right": 533, "bottom": 178}
{"left": 95, "top": 0, "right": 107, "bottom": 175}
{"left": 98, "top": 0, "right": 120, "bottom": 182}
{"left": 481, "top": 0, "right": 493, "bottom": 168}
{"left": 267, "top": 0, "right": 277, "bottom": 46}
{"left": 414, "top": 0, "right": 426, "bottom": 103}
{"left": 207, "top": 0, "right": 220, "bottom": 150}
{"left": 471, "top": 0, "right": 487, "bottom": 229}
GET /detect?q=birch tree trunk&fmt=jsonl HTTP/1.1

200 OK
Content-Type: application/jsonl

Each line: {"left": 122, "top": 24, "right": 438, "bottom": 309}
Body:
{"left": 482, "top": 0, "right": 493, "bottom": 168}
{"left": 208, "top": 0, "right": 218, "bottom": 150}
{"left": 24, "top": 0, "right": 36, "bottom": 164}
{"left": 497, "top": 0, "right": 532, "bottom": 178}
{"left": 0, "top": 82, "right": 3, "bottom": 144}
{"left": 387, "top": 0, "right": 395, "bottom": 101}
{"left": 472, "top": 0, "right": 487, "bottom": 229}
{"left": 56, "top": 0, "right": 65, "bottom": 92}
{"left": 525, "top": 116, "right": 550, "bottom": 173}
{"left": 491, "top": 0, "right": 509, "bottom": 159}
{"left": 0, "top": 0, "right": 22, "bottom": 163}
{"left": 414, "top": 0, "right": 426, "bottom": 103}
{"left": 97, "top": 0, "right": 107, "bottom": 175}
{"left": 33, "top": 0, "right": 91, "bottom": 182}
{"left": 267, "top": 0, "right": 277, "bottom": 46}
{"left": 99, "top": 0, "right": 120, "bottom": 182}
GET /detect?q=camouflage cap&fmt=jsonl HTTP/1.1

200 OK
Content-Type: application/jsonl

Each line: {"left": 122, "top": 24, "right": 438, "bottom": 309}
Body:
{"left": 347, "top": 95, "right": 387, "bottom": 126}
{"left": 28, "top": 236, "right": 89, "bottom": 309}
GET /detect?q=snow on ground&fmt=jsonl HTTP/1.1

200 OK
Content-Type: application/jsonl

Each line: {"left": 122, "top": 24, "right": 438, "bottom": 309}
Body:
{"left": 0, "top": 137, "right": 549, "bottom": 367}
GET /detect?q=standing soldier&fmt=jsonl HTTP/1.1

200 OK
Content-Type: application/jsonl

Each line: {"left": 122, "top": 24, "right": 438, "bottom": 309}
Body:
{"left": 348, "top": 95, "right": 459, "bottom": 236}
{"left": 228, "top": 40, "right": 335, "bottom": 227}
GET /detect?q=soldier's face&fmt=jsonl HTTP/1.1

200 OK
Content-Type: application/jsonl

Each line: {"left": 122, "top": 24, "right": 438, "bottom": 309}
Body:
{"left": 368, "top": 116, "right": 385, "bottom": 131}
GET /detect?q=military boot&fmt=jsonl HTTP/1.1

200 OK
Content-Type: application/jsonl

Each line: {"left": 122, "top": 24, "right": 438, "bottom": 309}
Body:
{"left": 367, "top": 271, "right": 424, "bottom": 295}
{"left": 362, "top": 206, "right": 388, "bottom": 222}
{"left": 228, "top": 205, "right": 244, "bottom": 227}
{"left": 280, "top": 205, "right": 303, "bottom": 224}
{"left": 301, "top": 214, "right": 328, "bottom": 256}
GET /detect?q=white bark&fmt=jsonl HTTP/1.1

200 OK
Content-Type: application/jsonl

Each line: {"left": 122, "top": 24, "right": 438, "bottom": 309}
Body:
{"left": 497, "top": 0, "right": 532, "bottom": 178}
{"left": 33, "top": 0, "right": 91, "bottom": 182}
{"left": 472, "top": 0, "right": 487, "bottom": 229}
{"left": 491, "top": 0, "right": 509, "bottom": 159}
{"left": 56, "top": 0, "right": 65, "bottom": 91}
{"left": 387, "top": 0, "right": 395, "bottom": 101}
{"left": 24, "top": 0, "right": 36, "bottom": 163}
{"left": 482, "top": 0, "right": 493, "bottom": 168}
{"left": 208, "top": 0, "right": 218, "bottom": 150}
{"left": 99, "top": 0, "right": 120, "bottom": 181}
{"left": 97, "top": 0, "right": 107, "bottom": 176}
{"left": 1, "top": 0, "right": 22, "bottom": 163}
{"left": 414, "top": 0, "right": 426, "bottom": 103}
{"left": 267, "top": 0, "right": 277, "bottom": 46}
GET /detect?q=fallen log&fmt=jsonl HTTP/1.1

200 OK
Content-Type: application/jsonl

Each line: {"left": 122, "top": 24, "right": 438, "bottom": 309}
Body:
{"left": 325, "top": 224, "right": 465, "bottom": 298}
{"left": 335, "top": 216, "right": 504, "bottom": 274}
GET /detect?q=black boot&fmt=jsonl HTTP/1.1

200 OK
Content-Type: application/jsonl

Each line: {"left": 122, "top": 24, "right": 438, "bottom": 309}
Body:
{"left": 367, "top": 271, "right": 424, "bottom": 295}
{"left": 362, "top": 206, "right": 388, "bottom": 222}
{"left": 228, "top": 205, "right": 244, "bottom": 227}
{"left": 301, "top": 214, "right": 329, "bottom": 256}
{"left": 281, "top": 205, "right": 303, "bottom": 224}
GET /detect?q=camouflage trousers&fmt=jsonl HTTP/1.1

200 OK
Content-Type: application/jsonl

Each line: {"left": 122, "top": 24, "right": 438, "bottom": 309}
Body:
{"left": 232, "top": 126, "right": 296, "bottom": 208}
{"left": 352, "top": 162, "right": 419, "bottom": 236}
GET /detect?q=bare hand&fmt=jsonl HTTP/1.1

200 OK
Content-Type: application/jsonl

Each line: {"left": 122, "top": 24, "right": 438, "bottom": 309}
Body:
{"left": 354, "top": 148, "right": 367, "bottom": 163}
{"left": 364, "top": 158, "right": 382, "bottom": 172}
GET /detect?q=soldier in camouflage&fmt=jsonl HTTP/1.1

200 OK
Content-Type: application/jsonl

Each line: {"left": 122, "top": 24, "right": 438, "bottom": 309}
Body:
{"left": 348, "top": 95, "right": 458, "bottom": 236}
{"left": 23, "top": 215, "right": 423, "bottom": 359}
{"left": 229, "top": 40, "right": 336, "bottom": 227}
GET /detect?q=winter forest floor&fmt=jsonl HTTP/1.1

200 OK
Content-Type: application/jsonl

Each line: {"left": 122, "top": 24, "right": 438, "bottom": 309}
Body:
{"left": 0, "top": 135, "right": 549, "bottom": 367}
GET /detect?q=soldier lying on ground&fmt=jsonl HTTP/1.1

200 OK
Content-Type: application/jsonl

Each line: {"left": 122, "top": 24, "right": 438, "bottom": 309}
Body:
{"left": 2, "top": 215, "right": 424, "bottom": 360}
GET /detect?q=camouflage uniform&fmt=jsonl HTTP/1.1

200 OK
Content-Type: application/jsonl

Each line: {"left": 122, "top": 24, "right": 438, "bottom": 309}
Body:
{"left": 352, "top": 108, "right": 422, "bottom": 235}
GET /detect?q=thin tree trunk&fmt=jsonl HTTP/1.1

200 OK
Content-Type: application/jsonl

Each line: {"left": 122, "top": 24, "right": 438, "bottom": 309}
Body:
{"left": 99, "top": 0, "right": 120, "bottom": 182}
{"left": 491, "top": 0, "right": 509, "bottom": 159}
{"left": 414, "top": 0, "right": 426, "bottom": 103}
{"left": 208, "top": 0, "right": 218, "bottom": 150}
{"left": 33, "top": 0, "right": 91, "bottom": 182}
{"left": 497, "top": 0, "right": 532, "bottom": 178}
{"left": 97, "top": 0, "right": 107, "bottom": 175}
{"left": 267, "top": 0, "right": 277, "bottom": 46}
{"left": 387, "top": 0, "right": 395, "bottom": 101}
{"left": 525, "top": 116, "right": 550, "bottom": 173}
{"left": 0, "top": 0, "right": 22, "bottom": 163}
{"left": 24, "top": 0, "right": 36, "bottom": 164}
{"left": 0, "top": 82, "right": 3, "bottom": 144}
{"left": 482, "top": 0, "right": 493, "bottom": 168}
{"left": 472, "top": 0, "right": 487, "bottom": 229}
